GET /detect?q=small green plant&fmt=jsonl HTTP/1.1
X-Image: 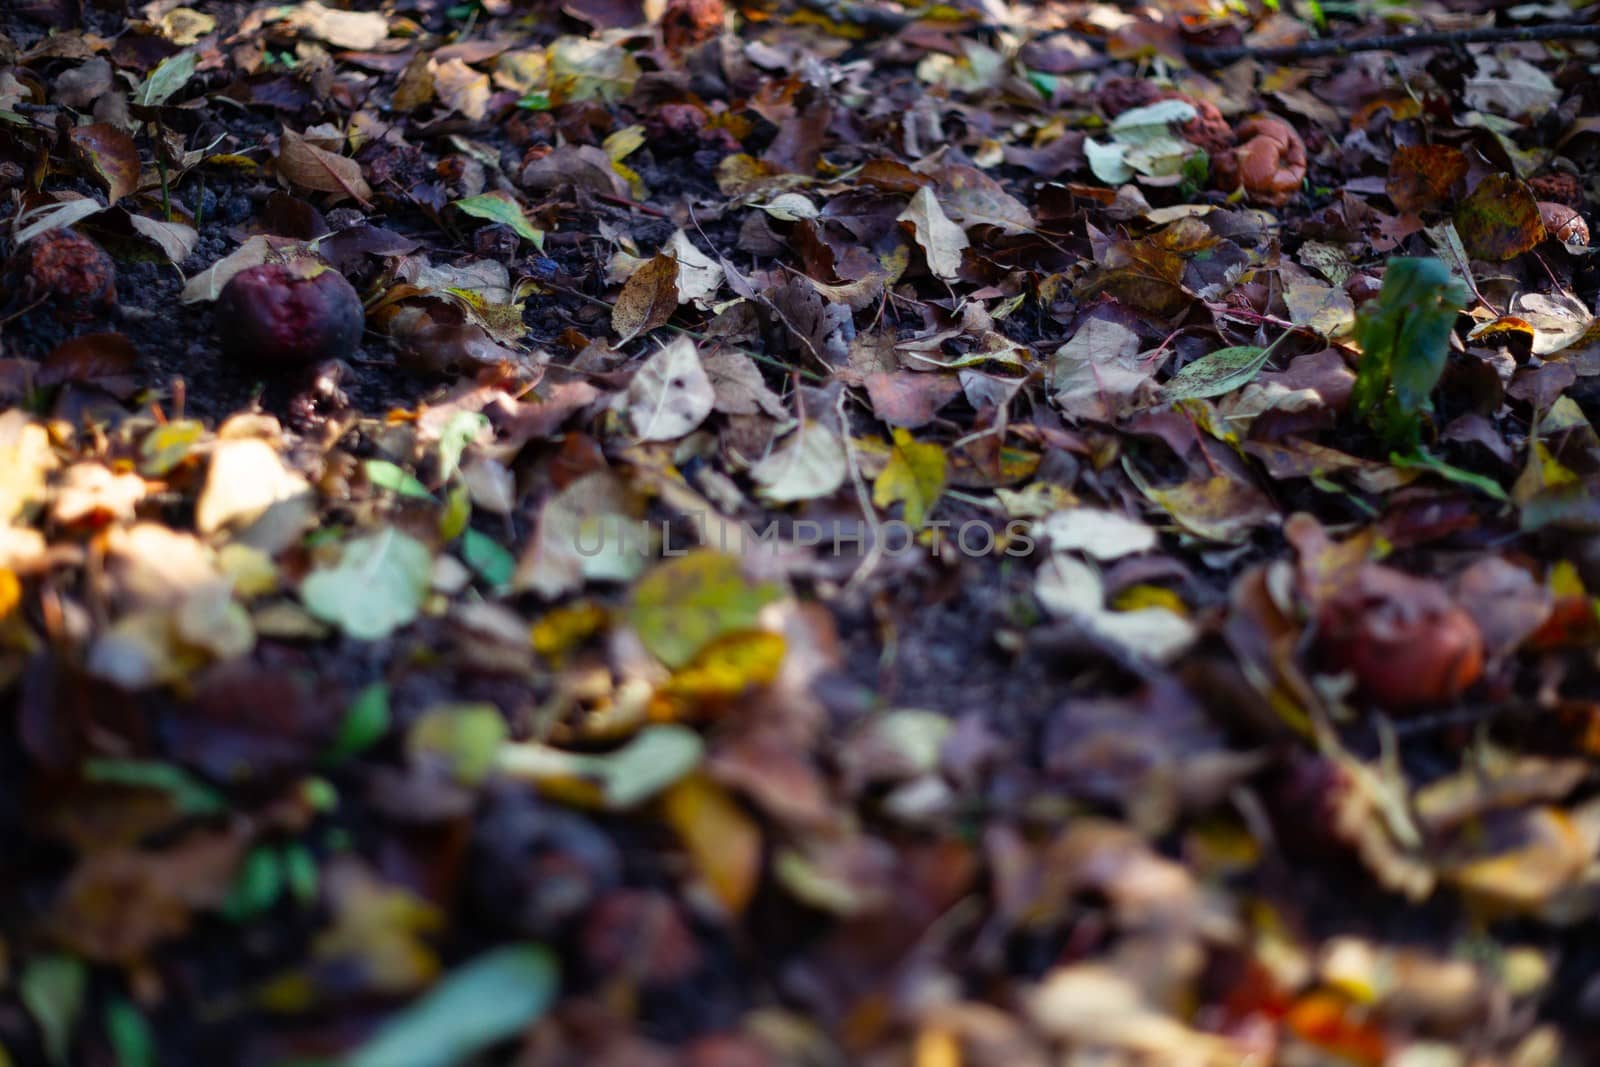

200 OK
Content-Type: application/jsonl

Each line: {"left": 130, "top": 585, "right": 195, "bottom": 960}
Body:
{"left": 1350, "top": 257, "right": 1470, "bottom": 450}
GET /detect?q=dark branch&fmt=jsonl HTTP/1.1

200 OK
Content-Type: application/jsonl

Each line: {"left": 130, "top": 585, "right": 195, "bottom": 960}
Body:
{"left": 1185, "top": 21, "right": 1600, "bottom": 67}
{"left": 789, "top": 2, "right": 1600, "bottom": 71}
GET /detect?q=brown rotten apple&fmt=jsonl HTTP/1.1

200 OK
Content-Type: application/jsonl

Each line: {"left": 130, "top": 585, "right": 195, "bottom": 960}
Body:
{"left": 1214, "top": 116, "right": 1307, "bottom": 207}
{"left": 215, "top": 260, "right": 364, "bottom": 368}
{"left": 11, "top": 229, "right": 116, "bottom": 321}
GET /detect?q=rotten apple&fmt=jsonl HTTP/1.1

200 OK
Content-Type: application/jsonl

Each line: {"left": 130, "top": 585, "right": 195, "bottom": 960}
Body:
{"left": 214, "top": 260, "right": 364, "bottom": 368}
{"left": 1318, "top": 564, "right": 1484, "bottom": 710}
{"left": 11, "top": 228, "right": 116, "bottom": 321}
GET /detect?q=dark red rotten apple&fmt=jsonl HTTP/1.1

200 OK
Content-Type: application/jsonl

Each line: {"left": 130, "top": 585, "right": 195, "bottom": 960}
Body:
{"left": 215, "top": 260, "right": 364, "bottom": 368}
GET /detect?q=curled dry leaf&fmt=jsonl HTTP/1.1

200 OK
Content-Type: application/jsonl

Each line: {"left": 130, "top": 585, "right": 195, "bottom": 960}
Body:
{"left": 277, "top": 127, "right": 372, "bottom": 205}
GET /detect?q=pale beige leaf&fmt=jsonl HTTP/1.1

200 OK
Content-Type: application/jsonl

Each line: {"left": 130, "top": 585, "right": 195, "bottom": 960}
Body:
{"left": 626, "top": 335, "right": 715, "bottom": 441}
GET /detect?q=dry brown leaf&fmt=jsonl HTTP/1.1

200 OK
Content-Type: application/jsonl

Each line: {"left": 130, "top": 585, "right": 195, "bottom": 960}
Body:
{"left": 277, "top": 127, "right": 372, "bottom": 204}
{"left": 612, "top": 253, "right": 679, "bottom": 343}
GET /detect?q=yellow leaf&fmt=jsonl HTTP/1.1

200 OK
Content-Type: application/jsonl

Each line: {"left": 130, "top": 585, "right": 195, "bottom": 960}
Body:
{"left": 0, "top": 568, "right": 18, "bottom": 619}
{"left": 530, "top": 600, "right": 610, "bottom": 664}
{"left": 604, "top": 124, "right": 646, "bottom": 162}
{"left": 871, "top": 429, "right": 946, "bottom": 528}
{"left": 651, "top": 630, "right": 786, "bottom": 721}
{"left": 913, "top": 1026, "right": 961, "bottom": 1067}
{"left": 659, "top": 773, "right": 762, "bottom": 915}
{"left": 1110, "top": 584, "right": 1186, "bottom": 615}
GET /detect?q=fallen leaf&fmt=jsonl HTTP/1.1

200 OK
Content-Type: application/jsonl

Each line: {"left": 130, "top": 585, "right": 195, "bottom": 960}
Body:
{"left": 431, "top": 58, "right": 490, "bottom": 121}
{"left": 1041, "top": 508, "right": 1157, "bottom": 560}
{"left": 452, "top": 192, "right": 544, "bottom": 249}
{"left": 660, "top": 773, "right": 762, "bottom": 915}
{"left": 69, "top": 124, "right": 139, "bottom": 206}
{"left": 872, "top": 428, "right": 946, "bottom": 528}
{"left": 898, "top": 186, "right": 968, "bottom": 282}
{"left": 133, "top": 50, "right": 197, "bottom": 108}
{"left": 1386, "top": 144, "right": 1467, "bottom": 214}
{"left": 498, "top": 725, "right": 706, "bottom": 808}
{"left": 347, "top": 946, "right": 558, "bottom": 1067}
{"left": 277, "top": 127, "right": 372, "bottom": 204}
{"left": 1455, "top": 174, "right": 1545, "bottom": 261}
{"left": 195, "top": 438, "right": 313, "bottom": 553}
{"left": 627, "top": 550, "right": 781, "bottom": 669}
{"left": 752, "top": 421, "right": 847, "bottom": 503}
{"left": 626, "top": 335, "right": 715, "bottom": 441}
{"left": 285, "top": 1, "right": 391, "bottom": 49}
{"left": 612, "top": 253, "right": 679, "bottom": 342}
{"left": 300, "top": 527, "right": 433, "bottom": 641}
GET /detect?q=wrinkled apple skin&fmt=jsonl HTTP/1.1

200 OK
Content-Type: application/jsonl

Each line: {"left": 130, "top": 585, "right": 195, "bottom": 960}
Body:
{"left": 16, "top": 229, "right": 116, "bottom": 321}
{"left": 215, "top": 261, "right": 363, "bottom": 368}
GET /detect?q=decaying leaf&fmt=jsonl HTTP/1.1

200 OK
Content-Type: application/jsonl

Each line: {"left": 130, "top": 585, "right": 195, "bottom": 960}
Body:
{"left": 612, "top": 253, "right": 679, "bottom": 342}
{"left": 277, "top": 128, "right": 372, "bottom": 204}
{"left": 625, "top": 335, "right": 715, "bottom": 441}
{"left": 752, "top": 421, "right": 847, "bottom": 503}
{"left": 1455, "top": 174, "right": 1546, "bottom": 262}
{"left": 897, "top": 186, "right": 968, "bottom": 282}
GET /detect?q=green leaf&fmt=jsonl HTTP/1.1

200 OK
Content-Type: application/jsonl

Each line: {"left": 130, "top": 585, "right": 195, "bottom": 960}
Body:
{"left": 498, "top": 724, "right": 705, "bottom": 808}
{"left": 222, "top": 845, "right": 284, "bottom": 921}
{"left": 626, "top": 550, "right": 782, "bottom": 669}
{"left": 1351, "top": 257, "right": 1470, "bottom": 449}
{"left": 347, "top": 945, "right": 559, "bottom": 1067}
{"left": 437, "top": 412, "right": 490, "bottom": 483}
{"left": 301, "top": 527, "right": 433, "bottom": 641}
{"left": 283, "top": 842, "right": 320, "bottom": 905}
{"left": 461, "top": 528, "right": 515, "bottom": 591}
{"left": 134, "top": 50, "right": 197, "bottom": 107}
{"left": 1391, "top": 449, "right": 1509, "bottom": 502}
{"left": 408, "top": 702, "right": 508, "bottom": 786}
{"left": 104, "top": 998, "right": 156, "bottom": 1067}
{"left": 325, "top": 682, "right": 392, "bottom": 764}
{"left": 440, "top": 482, "right": 472, "bottom": 542}
{"left": 452, "top": 192, "right": 544, "bottom": 250}
{"left": 871, "top": 428, "right": 946, "bottom": 528}
{"left": 364, "top": 459, "right": 433, "bottom": 500}
{"left": 83, "top": 757, "right": 228, "bottom": 815}
{"left": 20, "top": 955, "right": 87, "bottom": 1065}
{"left": 1163, "top": 343, "right": 1274, "bottom": 400}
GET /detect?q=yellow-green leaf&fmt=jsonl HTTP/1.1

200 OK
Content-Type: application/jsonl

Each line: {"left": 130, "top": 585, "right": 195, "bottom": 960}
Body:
{"left": 872, "top": 429, "right": 946, "bottom": 528}
{"left": 452, "top": 192, "right": 544, "bottom": 250}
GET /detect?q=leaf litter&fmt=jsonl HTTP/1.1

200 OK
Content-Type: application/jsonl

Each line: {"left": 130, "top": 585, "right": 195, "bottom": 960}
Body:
{"left": 7, "top": 0, "right": 1600, "bottom": 1064}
